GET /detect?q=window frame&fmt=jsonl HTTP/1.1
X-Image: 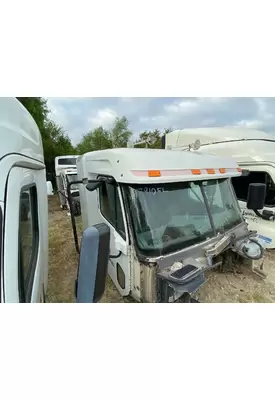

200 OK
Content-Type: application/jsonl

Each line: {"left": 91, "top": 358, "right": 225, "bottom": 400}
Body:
{"left": 0, "top": 204, "right": 2, "bottom": 302}
{"left": 18, "top": 184, "right": 39, "bottom": 303}
{"left": 58, "top": 158, "right": 77, "bottom": 166}
{"left": 122, "top": 178, "right": 243, "bottom": 258}
{"left": 98, "top": 179, "right": 127, "bottom": 241}
{"left": 232, "top": 170, "right": 275, "bottom": 208}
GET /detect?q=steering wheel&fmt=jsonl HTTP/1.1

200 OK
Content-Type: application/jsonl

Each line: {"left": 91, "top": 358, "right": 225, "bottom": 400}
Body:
{"left": 162, "top": 226, "right": 185, "bottom": 243}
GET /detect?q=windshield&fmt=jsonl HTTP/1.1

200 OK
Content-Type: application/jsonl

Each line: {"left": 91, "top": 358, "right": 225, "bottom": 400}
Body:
{"left": 124, "top": 178, "right": 243, "bottom": 257}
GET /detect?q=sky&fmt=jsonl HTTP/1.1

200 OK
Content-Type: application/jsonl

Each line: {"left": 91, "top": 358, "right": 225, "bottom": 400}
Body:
{"left": 46, "top": 97, "right": 275, "bottom": 145}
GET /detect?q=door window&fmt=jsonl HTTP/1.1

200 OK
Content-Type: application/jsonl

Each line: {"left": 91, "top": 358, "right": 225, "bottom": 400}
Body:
{"left": 99, "top": 182, "right": 126, "bottom": 240}
{"left": 18, "top": 186, "right": 39, "bottom": 302}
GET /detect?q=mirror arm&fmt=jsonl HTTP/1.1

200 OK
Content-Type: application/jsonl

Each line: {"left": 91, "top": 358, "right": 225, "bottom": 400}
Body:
{"left": 67, "top": 178, "right": 104, "bottom": 254}
{"left": 67, "top": 180, "right": 82, "bottom": 254}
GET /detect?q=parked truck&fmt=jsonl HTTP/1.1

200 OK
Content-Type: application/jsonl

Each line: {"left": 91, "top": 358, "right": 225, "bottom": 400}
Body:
{"left": 59, "top": 168, "right": 81, "bottom": 216}
{"left": 66, "top": 146, "right": 269, "bottom": 303}
{"left": 162, "top": 127, "right": 275, "bottom": 249}
{"left": 0, "top": 97, "right": 109, "bottom": 303}
{"left": 55, "top": 155, "right": 78, "bottom": 209}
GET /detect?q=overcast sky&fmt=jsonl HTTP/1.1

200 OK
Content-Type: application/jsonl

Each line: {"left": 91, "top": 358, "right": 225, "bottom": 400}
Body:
{"left": 46, "top": 97, "right": 275, "bottom": 145}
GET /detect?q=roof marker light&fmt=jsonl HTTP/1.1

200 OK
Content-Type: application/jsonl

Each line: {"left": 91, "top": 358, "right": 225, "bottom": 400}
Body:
{"left": 148, "top": 170, "right": 161, "bottom": 177}
{"left": 191, "top": 169, "right": 201, "bottom": 175}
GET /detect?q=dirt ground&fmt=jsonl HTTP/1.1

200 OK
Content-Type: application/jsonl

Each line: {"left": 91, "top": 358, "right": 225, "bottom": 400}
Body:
{"left": 47, "top": 195, "right": 275, "bottom": 303}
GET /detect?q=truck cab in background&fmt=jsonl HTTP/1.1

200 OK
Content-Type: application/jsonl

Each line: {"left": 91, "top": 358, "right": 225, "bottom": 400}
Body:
{"left": 59, "top": 168, "right": 81, "bottom": 216}
{"left": 163, "top": 127, "right": 275, "bottom": 249}
{"left": 55, "top": 155, "right": 78, "bottom": 209}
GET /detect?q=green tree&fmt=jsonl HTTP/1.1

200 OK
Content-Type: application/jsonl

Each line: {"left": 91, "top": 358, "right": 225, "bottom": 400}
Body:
{"left": 17, "top": 97, "right": 76, "bottom": 177}
{"left": 76, "top": 126, "right": 112, "bottom": 154}
{"left": 135, "top": 127, "right": 173, "bottom": 149}
{"left": 42, "top": 120, "right": 76, "bottom": 174}
{"left": 76, "top": 116, "right": 133, "bottom": 154}
{"left": 16, "top": 97, "right": 49, "bottom": 133}
{"left": 110, "top": 116, "right": 133, "bottom": 148}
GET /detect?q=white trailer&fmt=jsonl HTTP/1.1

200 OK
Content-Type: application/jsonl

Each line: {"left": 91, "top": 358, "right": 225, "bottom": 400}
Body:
{"left": 55, "top": 155, "right": 78, "bottom": 208}
{"left": 0, "top": 98, "right": 109, "bottom": 303}
{"left": 163, "top": 128, "right": 275, "bottom": 249}
{"left": 74, "top": 147, "right": 268, "bottom": 303}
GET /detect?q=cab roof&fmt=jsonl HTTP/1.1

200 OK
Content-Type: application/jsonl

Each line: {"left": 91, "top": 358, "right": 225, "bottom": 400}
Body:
{"left": 0, "top": 98, "right": 44, "bottom": 163}
{"left": 165, "top": 127, "right": 275, "bottom": 149}
{"left": 77, "top": 148, "right": 241, "bottom": 184}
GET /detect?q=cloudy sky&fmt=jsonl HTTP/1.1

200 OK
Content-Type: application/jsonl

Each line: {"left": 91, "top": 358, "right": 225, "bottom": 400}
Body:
{"left": 46, "top": 97, "right": 275, "bottom": 145}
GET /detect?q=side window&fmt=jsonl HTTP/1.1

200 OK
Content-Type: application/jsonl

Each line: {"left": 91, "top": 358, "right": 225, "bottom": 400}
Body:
{"left": 99, "top": 182, "right": 126, "bottom": 239}
{"left": 232, "top": 171, "right": 275, "bottom": 207}
{"left": 18, "top": 186, "right": 39, "bottom": 302}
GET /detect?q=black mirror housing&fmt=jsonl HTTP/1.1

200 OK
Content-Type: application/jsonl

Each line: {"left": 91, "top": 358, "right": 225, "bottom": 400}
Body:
{"left": 247, "top": 183, "right": 266, "bottom": 210}
{"left": 86, "top": 181, "right": 102, "bottom": 192}
{"left": 76, "top": 223, "right": 110, "bottom": 303}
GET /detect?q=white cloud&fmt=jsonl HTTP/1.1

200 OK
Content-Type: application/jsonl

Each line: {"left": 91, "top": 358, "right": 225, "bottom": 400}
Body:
{"left": 165, "top": 100, "right": 198, "bottom": 114}
{"left": 88, "top": 108, "right": 118, "bottom": 129}
{"left": 44, "top": 97, "right": 275, "bottom": 145}
{"left": 47, "top": 98, "right": 69, "bottom": 128}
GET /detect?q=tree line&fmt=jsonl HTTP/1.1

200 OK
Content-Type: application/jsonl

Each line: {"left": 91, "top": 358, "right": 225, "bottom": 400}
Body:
{"left": 17, "top": 97, "right": 172, "bottom": 176}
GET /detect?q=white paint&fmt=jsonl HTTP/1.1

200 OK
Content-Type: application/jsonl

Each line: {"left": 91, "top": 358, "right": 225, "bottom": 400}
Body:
{"left": 165, "top": 127, "right": 275, "bottom": 248}
{"left": 0, "top": 98, "right": 48, "bottom": 303}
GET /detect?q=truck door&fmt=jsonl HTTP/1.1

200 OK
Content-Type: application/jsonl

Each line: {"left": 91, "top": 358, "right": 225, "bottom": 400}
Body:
{"left": 4, "top": 166, "right": 45, "bottom": 303}
{"left": 98, "top": 181, "right": 130, "bottom": 297}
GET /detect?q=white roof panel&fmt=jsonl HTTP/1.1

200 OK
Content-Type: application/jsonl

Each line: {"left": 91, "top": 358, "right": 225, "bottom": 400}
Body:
{"left": 0, "top": 97, "right": 44, "bottom": 163}
{"left": 166, "top": 127, "right": 275, "bottom": 149}
{"left": 78, "top": 148, "right": 240, "bottom": 184}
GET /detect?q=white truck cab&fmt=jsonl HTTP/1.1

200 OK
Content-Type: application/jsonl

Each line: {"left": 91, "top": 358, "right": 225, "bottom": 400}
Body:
{"left": 55, "top": 155, "right": 78, "bottom": 208}
{"left": 0, "top": 97, "right": 49, "bottom": 302}
{"left": 59, "top": 168, "right": 81, "bottom": 216}
{"left": 75, "top": 147, "right": 267, "bottom": 303}
{"left": 163, "top": 128, "right": 275, "bottom": 249}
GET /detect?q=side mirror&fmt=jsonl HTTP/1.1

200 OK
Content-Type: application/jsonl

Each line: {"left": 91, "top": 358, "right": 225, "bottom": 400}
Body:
{"left": 86, "top": 181, "right": 102, "bottom": 192}
{"left": 247, "top": 183, "right": 266, "bottom": 210}
{"left": 76, "top": 223, "right": 110, "bottom": 303}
